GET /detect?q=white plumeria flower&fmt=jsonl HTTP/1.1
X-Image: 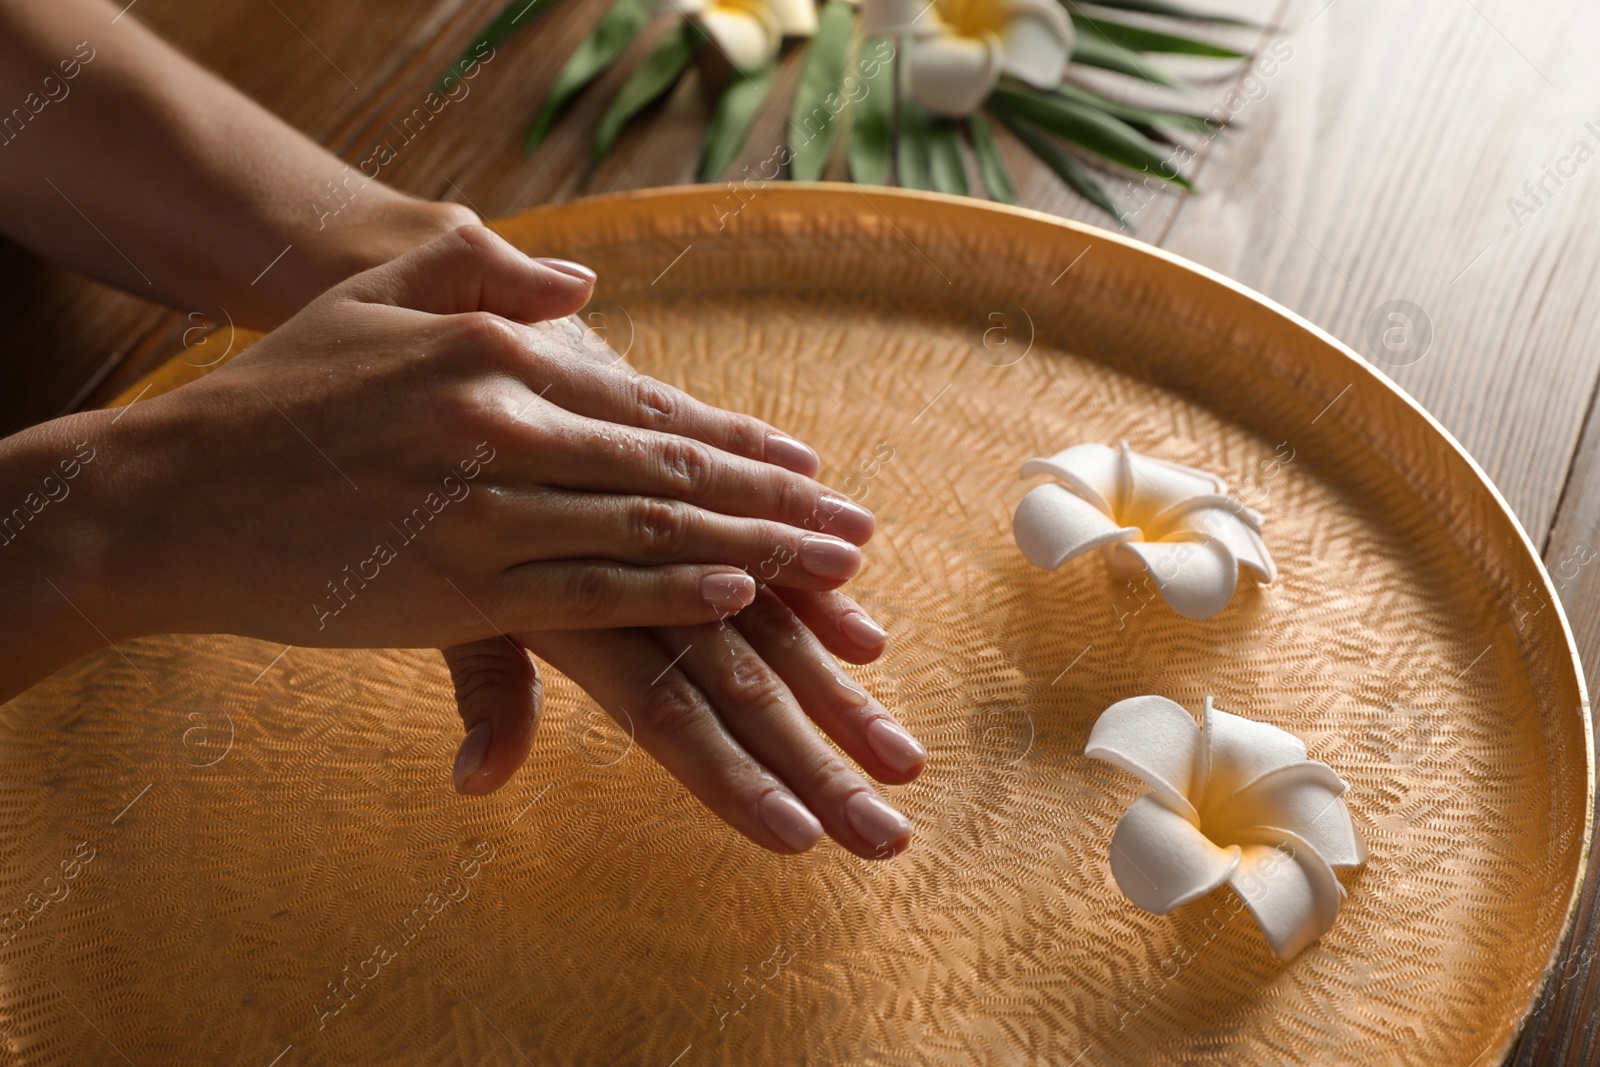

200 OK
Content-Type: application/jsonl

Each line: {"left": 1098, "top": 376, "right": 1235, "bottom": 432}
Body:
{"left": 1012, "top": 441, "right": 1275, "bottom": 619}
{"left": 860, "top": 0, "right": 1074, "bottom": 117}
{"left": 1087, "top": 695, "right": 1366, "bottom": 961}
{"left": 670, "top": 0, "right": 818, "bottom": 71}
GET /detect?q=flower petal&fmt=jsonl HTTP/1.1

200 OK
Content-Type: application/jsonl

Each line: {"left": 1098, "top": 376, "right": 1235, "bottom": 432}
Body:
{"left": 1197, "top": 697, "right": 1308, "bottom": 811}
{"left": 1086, "top": 695, "right": 1202, "bottom": 817}
{"left": 768, "top": 0, "right": 818, "bottom": 36}
{"left": 701, "top": 7, "right": 779, "bottom": 69}
{"left": 1020, "top": 443, "right": 1122, "bottom": 516}
{"left": 1014, "top": 483, "right": 1139, "bottom": 569}
{"left": 1162, "top": 504, "right": 1277, "bottom": 583}
{"left": 1109, "top": 536, "right": 1238, "bottom": 619}
{"left": 997, "top": 0, "right": 1072, "bottom": 88}
{"left": 1205, "top": 760, "right": 1366, "bottom": 868}
{"left": 906, "top": 33, "right": 1001, "bottom": 118}
{"left": 1121, "top": 447, "right": 1227, "bottom": 528}
{"left": 1226, "top": 828, "right": 1341, "bottom": 961}
{"left": 1110, "top": 795, "right": 1241, "bottom": 913}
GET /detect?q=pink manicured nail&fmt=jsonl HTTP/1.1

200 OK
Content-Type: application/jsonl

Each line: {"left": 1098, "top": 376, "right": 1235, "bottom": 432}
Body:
{"left": 818, "top": 494, "right": 875, "bottom": 542}
{"left": 866, "top": 719, "right": 927, "bottom": 774}
{"left": 536, "top": 257, "right": 597, "bottom": 282}
{"left": 453, "top": 720, "right": 492, "bottom": 793}
{"left": 701, "top": 572, "right": 757, "bottom": 615}
{"left": 799, "top": 535, "right": 860, "bottom": 581}
{"left": 759, "top": 791, "right": 824, "bottom": 851}
{"left": 844, "top": 792, "right": 911, "bottom": 851}
{"left": 764, "top": 432, "right": 819, "bottom": 475}
{"left": 839, "top": 611, "right": 888, "bottom": 648}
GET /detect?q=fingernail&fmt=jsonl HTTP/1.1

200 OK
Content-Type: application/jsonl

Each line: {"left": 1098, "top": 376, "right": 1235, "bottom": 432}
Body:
{"left": 764, "top": 432, "right": 819, "bottom": 475}
{"left": 536, "top": 257, "right": 597, "bottom": 282}
{"left": 839, "top": 611, "right": 889, "bottom": 648}
{"left": 866, "top": 718, "right": 927, "bottom": 774}
{"left": 453, "top": 720, "right": 493, "bottom": 793}
{"left": 700, "top": 571, "right": 757, "bottom": 615}
{"left": 759, "top": 791, "right": 824, "bottom": 852}
{"left": 799, "top": 535, "right": 860, "bottom": 581}
{"left": 818, "top": 494, "right": 875, "bottom": 543}
{"left": 844, "top": 791, "right": 911, "bottom": 850}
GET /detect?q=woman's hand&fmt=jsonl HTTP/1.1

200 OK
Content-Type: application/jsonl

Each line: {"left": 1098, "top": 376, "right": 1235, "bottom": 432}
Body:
{"left": 449, "top": 586, "right": 923, "bottom": 861}
{"left": 0, "top": 225, "right": 873, "bottom": 696}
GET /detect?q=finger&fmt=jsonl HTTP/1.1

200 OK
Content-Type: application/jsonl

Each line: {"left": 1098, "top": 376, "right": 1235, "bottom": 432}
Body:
{"left": 735, "top": 589, "right": 924, "bottom": 786}
{"left": 774, "top": 588, "right": 890, "bottom": 664}
{"left": 655, "top": 620, "right": 912, "bottom": 859}
{"left": 442, "top": 636, "right": 543, "bottom": 796}
{"left": 522, "top": 629, "right": 827, "bottom": 855}
{"left": 489, "top": 488, "right": 863, "bottom": 590}
{"left": 506, "top": 407, "right": 875, "bottom": 544}
{"left": 488, "top": 562, "right": 759, "bottom": 630}
{"left": 342, "top": 223, "right": 595, "bottom": 322}
{"left": 520, "top": 343, "right": 822, "bottom": 476}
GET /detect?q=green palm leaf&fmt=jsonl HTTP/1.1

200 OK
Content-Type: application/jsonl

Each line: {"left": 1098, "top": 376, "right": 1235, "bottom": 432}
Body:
{"left": 1070, "top": 32, "right": 1186, "bottom": 86}
{"left": 928, "top": 120, "right": 969, "bottom": 196}
{"left": 967, "top": 112, "right": 1019, "bottom": 204}
{"left": 525, "top": 0, "right": 657, "bottom": 154}
{"left": 1054, "top": 81, "right": 1216, "bottom": 136}
{"left": 1070, "top": 13, "right": 1246, "bottom": 57}
{"left": 788, "top": 0, "right": 856, "bottom": 180}
{"left": 591, "top": 20, "right": 701, "bottom": 164}
{"left": 846, "top": 38, "right": 894, "bottom": 185}
{"left": 991, "top": 85, "right": 1191, "bottom": 189}
{"left": 896, "top": 99, "right": 933, "bottom": 190}
{"left": 1079, "top": 0, "right": 1257, "bottom": 26}
{"left": 992, "top": 108, "right": 1126, "bottom": 225}
{"left": 700, "top": 64, "right": 777, "bottom": 180}
{"left": 437, "top": 0, "right": 559, "bottom": 92}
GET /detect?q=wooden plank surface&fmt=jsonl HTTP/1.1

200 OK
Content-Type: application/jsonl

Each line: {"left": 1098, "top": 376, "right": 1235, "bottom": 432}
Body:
{"left": 1, "top": 0, "right": 1597, "bottom": 1059}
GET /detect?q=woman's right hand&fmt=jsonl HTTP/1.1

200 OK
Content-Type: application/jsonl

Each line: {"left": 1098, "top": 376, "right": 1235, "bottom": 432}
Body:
{"left": 13, "top": 225, "right": 874, "bottom": 658}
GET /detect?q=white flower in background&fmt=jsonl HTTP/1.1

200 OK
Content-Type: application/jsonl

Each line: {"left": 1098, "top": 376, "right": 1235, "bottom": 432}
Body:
{"left": 671, "top": 0, "right": 818, "bottom": 71}
{"left": 1012, "top": 441, "right": 1275, "bottom": 619}
{"left": 860, "top": 0, "right": 1074, "bottom": 117}
{"left": 1087, "top": 696, "right": 1366, "bottom": 961}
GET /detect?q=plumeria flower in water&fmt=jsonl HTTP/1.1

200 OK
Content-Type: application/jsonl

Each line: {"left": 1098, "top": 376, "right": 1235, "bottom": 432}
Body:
{"left": 1087, "top": 695, "right": 1366, "bottom": 961}
{"left": 1012, "top": 441, "right": 1275, "bottom": 619}
{"left": 671, "top": 0, "right": 819, "bottom": 71}
{"left": 860, "top": 0, "right": 1074, "bottom": 116}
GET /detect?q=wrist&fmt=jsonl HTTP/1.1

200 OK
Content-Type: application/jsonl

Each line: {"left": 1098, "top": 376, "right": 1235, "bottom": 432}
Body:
{"left": 0, "top": 411, "right": 134, "bottom": 702}
{"left": 265, "top": 194, "right": 479, "bottom": 324}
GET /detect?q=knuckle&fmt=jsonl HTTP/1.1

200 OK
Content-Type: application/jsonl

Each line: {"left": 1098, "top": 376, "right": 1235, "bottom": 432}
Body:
{"left": 722, "top": 416, "right": 766, "bottom": 460}
{"left": 657, "top": 438, "right": 710, "bottom": 498}
{"left": 627, "top": 499, "right": 691, "bottom": 559}
{"left": 737, "top": 597, "right": 804, "bottom": 649}
{"left": 636, "top": 677, "right": 704, "bottom": 739}
{"left": 796, "top": 751, "right": 855, "bottom": 797}
{"left": 629, "top": 374, "right": 679, "bottom": 428}
{"left": 565, "top": 565, "right": 621, "bottom": 623}
{"left": 454, "top": 311, "right": 523, "bottom": 371}
{"left": 769, "top": 473, "right": 806, "bottom": 522}
{"left": 719, "top": 650, "right": 789, "bottom": 710}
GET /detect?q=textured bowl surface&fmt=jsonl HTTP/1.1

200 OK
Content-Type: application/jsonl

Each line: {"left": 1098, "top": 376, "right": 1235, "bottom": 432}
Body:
{"left": 3, "top": 186, "right": 1589, "bottom": 1066}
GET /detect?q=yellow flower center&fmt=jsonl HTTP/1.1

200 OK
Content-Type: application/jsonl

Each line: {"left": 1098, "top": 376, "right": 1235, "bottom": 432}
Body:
{"left": 935, "top": 0, "right": 1008, "bottom": 39}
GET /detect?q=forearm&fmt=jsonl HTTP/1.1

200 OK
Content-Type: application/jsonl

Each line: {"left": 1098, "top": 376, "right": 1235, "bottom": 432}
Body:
{"left": 0, "top": 0, "right": 474, "bottom": 329}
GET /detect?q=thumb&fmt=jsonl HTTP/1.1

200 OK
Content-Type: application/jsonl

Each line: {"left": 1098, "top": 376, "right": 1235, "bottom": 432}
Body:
{"left": 346, "top": 223, "right": 595, "bottom": 322}
{"left": 442, "top": 635, "right": 543, "bottom": 795}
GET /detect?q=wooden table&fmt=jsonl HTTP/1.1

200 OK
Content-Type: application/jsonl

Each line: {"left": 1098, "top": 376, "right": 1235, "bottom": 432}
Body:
{"left": 4, "top": 0, "right": 1598, "bottom": 1060}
